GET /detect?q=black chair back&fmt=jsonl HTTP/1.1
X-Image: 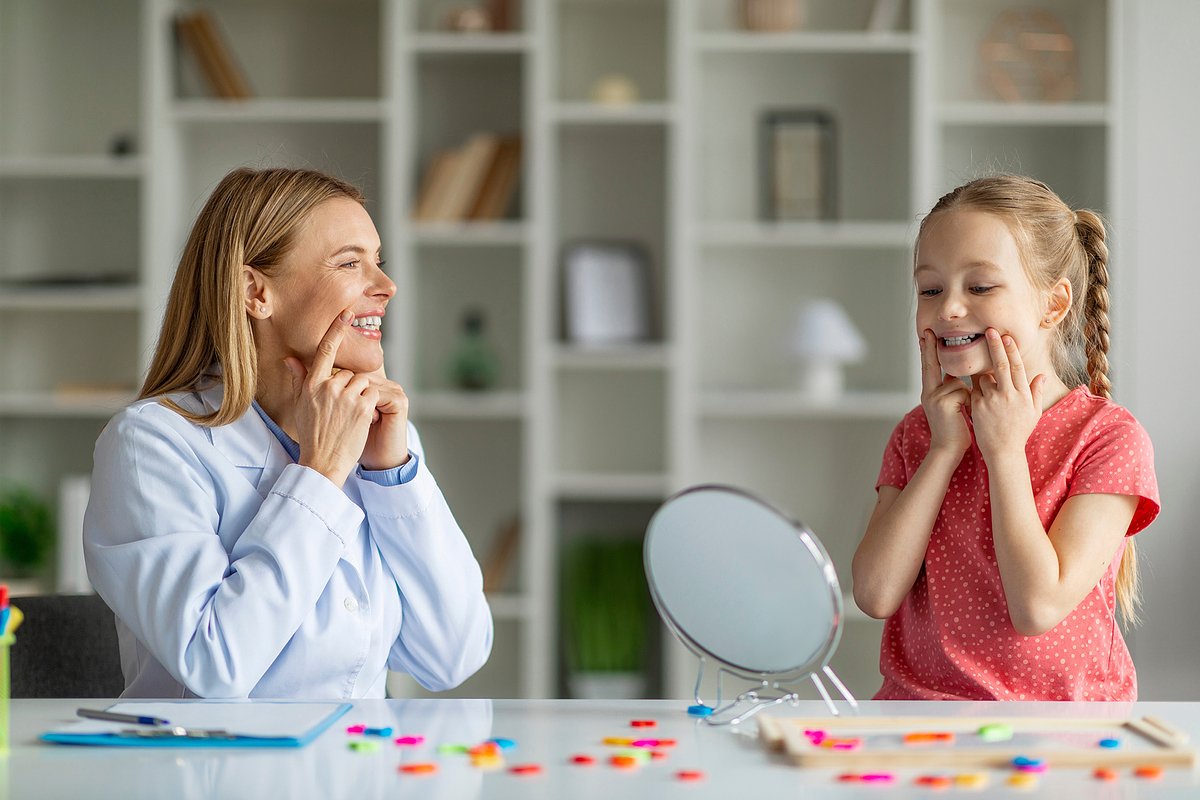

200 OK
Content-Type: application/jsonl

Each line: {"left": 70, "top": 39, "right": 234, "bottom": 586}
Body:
{"left": 9, "top": 593, "right": 125, "bottom": 698}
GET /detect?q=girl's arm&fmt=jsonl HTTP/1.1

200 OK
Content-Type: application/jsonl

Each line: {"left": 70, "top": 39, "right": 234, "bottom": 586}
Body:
{"left": 852, "top": 330, "right": 972, "bottom": 619}
{"left": 852, "top": 448, "right": 963, "bottom": 619}
{"left": 987, "top": 453, "right": 1135, "bottom": 635}
{"left": 973, "top": 330, "right": 1136, "bottom": 635}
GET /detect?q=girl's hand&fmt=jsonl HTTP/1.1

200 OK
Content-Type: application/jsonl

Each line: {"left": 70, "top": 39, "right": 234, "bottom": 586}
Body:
{"left": 970, "top": 328, "right": 1046, "bottom": 463}
{"left": 284, "top": 311, "right": 379, "bottom": 487}
{"left": 920, "top": 329, "right": 972, "bottom": 458}
{"left": 359, "top": 366, "right": 411, "bottom": 471}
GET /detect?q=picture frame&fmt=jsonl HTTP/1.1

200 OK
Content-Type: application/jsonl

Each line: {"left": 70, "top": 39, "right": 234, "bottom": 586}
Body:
{"left": 561, "top": 240, "right": 653, "bottom": 345}
{"left": 760, "top": 109, "right": 837, "bottom": 221}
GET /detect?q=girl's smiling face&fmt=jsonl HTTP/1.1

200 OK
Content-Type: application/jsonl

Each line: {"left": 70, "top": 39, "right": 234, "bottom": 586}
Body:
{"left": 914, "top": 208, "right": 1063, "bottom": 379}
{"left": 255, "top": 197, "right": 396, "bottom": 374}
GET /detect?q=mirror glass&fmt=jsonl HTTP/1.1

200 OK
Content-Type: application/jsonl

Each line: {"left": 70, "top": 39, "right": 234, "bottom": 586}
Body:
{"left": 644, "top": 485, "right": 843, "bottom": 679}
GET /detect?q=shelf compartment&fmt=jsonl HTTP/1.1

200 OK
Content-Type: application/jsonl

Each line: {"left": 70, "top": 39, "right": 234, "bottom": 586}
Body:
{"left": 413, "top": 418, "right": 525, "bottom": 593}
{"left": 940, "top": 124, "right": 1109, "bottom": 211}
{"left": 413, "top": 247, "right": 524, "bottom": 393}
{"left": 0, "top": 417, "right": 109, "bottom": 500}
{"left": 557, "top": 125, "right": 668, "bottom": 341}
{"left": 696, "top": 0, "right": 911, "bottom": 34}
{"left": 937, "top": 0, "right": 1110, "bottom": 105}
{"left": 177, "top": 122, "right": 384, "bottom": 235}
{"left": 177, "top": 0, "right": 381, "bottom": 100}
{"left": 0, "top": 0, "right": 140, "bottom": 158}
{"left": 697, "top": 248, "right": 913, "bottom": 394}
{"left": 555, "top": 498, "right": 663, "bottom": 698}
{"left": 697, "top": 51, "right": 912, "bottom": 223}
{"left": 0, "top": 178, "right": 139, "bottom": 285}
{"left": 0, "top": 310, "right": 140, "bottom": 398}
{"left": 555, "top": 371, "right": 666, "bottom": 476}
{"left": 556, "top": 0, "right": 669, "bottom": 103}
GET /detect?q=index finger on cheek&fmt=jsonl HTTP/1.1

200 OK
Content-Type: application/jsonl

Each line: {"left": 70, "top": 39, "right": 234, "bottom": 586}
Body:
{"left": 311, "top": 309, "right": 353, "bottom": 376}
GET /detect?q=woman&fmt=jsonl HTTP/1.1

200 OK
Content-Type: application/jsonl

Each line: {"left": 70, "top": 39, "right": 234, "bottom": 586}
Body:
{"left": 84, "top": 167, "right": 493, "bottom": 698}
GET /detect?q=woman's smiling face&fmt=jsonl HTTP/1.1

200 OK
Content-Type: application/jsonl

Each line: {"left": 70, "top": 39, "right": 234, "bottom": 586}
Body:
{"left": 914, "top": 209, "right": 1056, "bottom": 379}
{"left": 258, "top": 197, "right": 395, "bottom": 374}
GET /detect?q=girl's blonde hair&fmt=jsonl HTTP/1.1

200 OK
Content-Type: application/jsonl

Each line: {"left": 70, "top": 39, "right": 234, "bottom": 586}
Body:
{"left": 139, "top": 166, "right": 365, "bottom": 426}
{"left": 918, "top": 174, "right": 1140, "bottom": 626}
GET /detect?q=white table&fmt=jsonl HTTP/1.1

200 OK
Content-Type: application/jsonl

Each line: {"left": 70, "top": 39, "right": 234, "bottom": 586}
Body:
{"left": 6, "top": 698, "right": 1200, "bottom": 798}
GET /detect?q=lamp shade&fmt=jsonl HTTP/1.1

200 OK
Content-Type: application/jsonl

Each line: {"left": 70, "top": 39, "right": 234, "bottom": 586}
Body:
{"left": 790, "top": 299, "right": 867, "bottom": 363}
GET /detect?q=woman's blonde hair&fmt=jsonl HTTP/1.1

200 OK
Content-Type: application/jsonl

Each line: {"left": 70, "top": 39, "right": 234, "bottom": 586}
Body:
{"left": 918, "top": 174, "right": 1140, "bottom": 626}
{"left": 139, "top": 166, "right": 365, "bottom": 426}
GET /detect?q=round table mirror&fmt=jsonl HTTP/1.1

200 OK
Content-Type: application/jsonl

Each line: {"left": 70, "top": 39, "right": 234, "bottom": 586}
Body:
{"left": 644, "top": 485, "right": 857, "bottom": 722}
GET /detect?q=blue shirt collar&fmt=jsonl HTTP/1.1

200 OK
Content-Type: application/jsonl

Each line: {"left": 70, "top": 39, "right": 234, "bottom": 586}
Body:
{"left": 251, "top": 401, "right": 300, "bottom": 464}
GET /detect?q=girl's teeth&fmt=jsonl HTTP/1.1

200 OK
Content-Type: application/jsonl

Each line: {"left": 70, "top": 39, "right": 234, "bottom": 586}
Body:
{"left": 943, "top": 334, "right": 978, "bottom": 346}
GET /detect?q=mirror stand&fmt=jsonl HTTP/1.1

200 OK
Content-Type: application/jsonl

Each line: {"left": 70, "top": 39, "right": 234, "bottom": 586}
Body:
{"left": 688, "top": 657, "right": 859, "bottom": 725}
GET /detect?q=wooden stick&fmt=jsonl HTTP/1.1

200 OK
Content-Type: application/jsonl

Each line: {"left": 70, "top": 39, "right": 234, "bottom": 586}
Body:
{"left": 1144, "top": 715, "right": 1191, "bottom": 746}
{"left": 789, "top": 745, "right": 1196, "bottom": 769}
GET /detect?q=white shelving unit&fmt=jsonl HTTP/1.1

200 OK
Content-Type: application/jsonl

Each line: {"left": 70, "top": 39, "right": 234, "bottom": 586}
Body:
{"left": 0, "top": 0, "right": 1121, "bottom": 701}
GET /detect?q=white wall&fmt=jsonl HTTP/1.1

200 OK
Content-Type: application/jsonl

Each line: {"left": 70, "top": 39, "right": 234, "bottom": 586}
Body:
{"left": 1123, "top": 0, "right": 1200, "bottom": 699}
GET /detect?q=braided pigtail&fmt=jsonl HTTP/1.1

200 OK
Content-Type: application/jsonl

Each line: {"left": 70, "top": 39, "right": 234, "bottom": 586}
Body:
{"left": 1075, "top": 210, "right": 1112, "bottom": 400}
{"left": 1075, "top": 208, "right": 1138, "bottom": 625}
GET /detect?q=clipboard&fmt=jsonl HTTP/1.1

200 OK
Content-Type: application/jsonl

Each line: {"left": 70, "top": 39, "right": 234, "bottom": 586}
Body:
{"left": 41, "top": 701, "right": 352, "bottom": 748}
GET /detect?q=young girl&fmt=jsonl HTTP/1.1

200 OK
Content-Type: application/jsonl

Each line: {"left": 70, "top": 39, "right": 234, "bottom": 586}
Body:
{"left": 852, "top": 175, "right": 1159, "bottom": 701}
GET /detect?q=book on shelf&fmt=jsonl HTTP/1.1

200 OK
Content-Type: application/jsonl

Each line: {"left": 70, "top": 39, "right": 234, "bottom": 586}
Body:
{"left": 175, "top": 9, "right": 252, "bottom": 99}
{"left": 413, "top": 150, "right": 461, "bottom": 222}
{"left": 438, "top": 134, "right": 500, "bottom": 222}
{"left": 413, "top": 134, "right": 522, "bottom": 223}
{"left": 468, "top": 136, "right": 522, "bottom": 221}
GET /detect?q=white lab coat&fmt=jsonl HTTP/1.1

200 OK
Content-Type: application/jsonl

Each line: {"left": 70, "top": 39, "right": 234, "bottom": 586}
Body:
{"left": 83, "top": 380, "right": 493, "bottom": 699}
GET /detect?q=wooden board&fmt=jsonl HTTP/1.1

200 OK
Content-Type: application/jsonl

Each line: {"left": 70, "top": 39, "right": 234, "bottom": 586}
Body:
{"left": 758, "top": 715, "right": 1196, "bottom": 770}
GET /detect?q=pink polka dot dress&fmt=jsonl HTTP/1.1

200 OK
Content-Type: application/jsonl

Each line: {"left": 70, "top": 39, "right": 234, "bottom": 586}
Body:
{"left": 872, "top": 386, "right": 1159, "bottom": 701}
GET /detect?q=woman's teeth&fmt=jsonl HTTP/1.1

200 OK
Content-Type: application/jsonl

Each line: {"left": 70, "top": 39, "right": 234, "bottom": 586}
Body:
{"left": 943, "top": 333, "right": 980, "bottom": 346}
{"left": 351, "top": 316, "right": 382, "bottom": 331}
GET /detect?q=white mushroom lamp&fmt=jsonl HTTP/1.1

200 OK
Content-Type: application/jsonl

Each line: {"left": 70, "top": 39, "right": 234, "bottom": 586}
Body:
{"left": 790, "top": 298, "right": 867, "bottom": 400}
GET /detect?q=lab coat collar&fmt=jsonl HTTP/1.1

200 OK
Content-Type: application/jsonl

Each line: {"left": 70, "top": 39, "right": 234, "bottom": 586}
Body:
{"left": 197, "top": 379, "right": 292, "bottom": 493}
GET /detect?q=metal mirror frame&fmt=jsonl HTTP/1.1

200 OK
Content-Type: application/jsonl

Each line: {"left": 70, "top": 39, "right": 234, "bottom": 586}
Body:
{"left": 644, "top": 485, "right": 858, "bottom": 724}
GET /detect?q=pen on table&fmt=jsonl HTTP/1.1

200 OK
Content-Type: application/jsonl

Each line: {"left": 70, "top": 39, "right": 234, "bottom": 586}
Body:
{"left": 77, "top": 708, "right": 171, "bottom": 726}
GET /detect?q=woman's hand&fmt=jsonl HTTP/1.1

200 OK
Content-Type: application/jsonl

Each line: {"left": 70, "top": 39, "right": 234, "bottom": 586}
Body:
{"left": 971, "top": 328, "right": 1046, "bottom": 464}
{"left": 284, "top": 311, "right": 379, "bottom": 487}
{"left": 920, "top": 329, "right": 972, "bottom": 459}
{"left": 359, "top": 366, "right": 410, "bottom": 471}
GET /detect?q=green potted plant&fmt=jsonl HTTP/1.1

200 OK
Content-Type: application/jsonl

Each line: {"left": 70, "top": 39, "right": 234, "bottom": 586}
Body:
{"left": 0, "top": 485, "right": 54, "bottom": 579}
{"left": 561, "top": 535, "right": 650, "bottom": 699}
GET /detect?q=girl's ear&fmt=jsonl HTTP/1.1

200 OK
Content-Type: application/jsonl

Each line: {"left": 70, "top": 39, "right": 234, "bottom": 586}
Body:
{"left": 1042, "top": 277, "right": 1072, "bottom": 328}
{"left": 244, "top": 266, "right": 272, "bottom": 320}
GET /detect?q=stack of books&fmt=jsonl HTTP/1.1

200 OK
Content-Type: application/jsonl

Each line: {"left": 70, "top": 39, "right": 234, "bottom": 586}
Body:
{"left": 414, "top": 134, "right": 523, "bottom": 223}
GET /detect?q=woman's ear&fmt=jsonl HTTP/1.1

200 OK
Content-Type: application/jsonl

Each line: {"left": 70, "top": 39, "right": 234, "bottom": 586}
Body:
{"left": 244, "top": 266, "right": 271, "bottom": 319}
{"left": 1042, "top": 277, "right": 1072, "bottom": 328}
